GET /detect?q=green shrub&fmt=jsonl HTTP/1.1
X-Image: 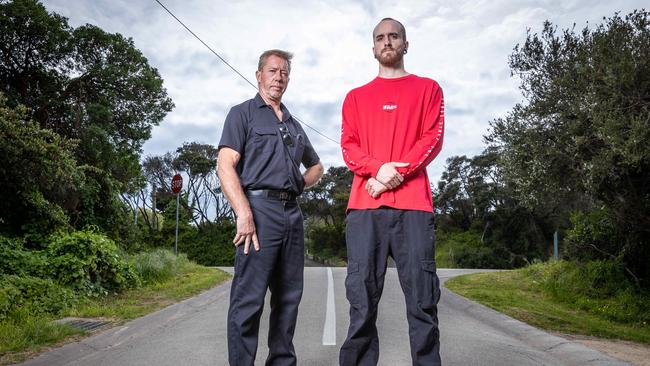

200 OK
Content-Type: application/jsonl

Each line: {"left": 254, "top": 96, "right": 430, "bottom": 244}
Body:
{"left": 438, "top": 230, "right": 512, "bottom": 269}
{"left": 306, "top": 223, "right": 346, "bottom": 261}
{"left": 0, "top": 275, "right": 77, "bottom": 320}
{"left": 564, "top": 208, "right": 621, "bottom": 262}
{"left": 130, "top": 249, "right": 190, "bottom": 285}
{"left": 179, "top": 221, "right": 236, "bottom": 266}
{"left": 524, "top": 260, "right": 584, "bottom": 305}
{"left": 0, "top": 236, "right": 47, "bottom": 277}
{"left": 45, "top": 228, "right": 139, "bottom": 296}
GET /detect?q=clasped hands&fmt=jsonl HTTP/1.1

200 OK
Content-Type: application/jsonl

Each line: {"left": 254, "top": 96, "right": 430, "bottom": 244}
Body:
{"left": 365, "top": 162, "right": 409, "bottom": 198}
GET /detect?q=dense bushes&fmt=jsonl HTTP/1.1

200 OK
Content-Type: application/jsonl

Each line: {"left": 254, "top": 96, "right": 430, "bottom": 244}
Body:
{"left": 0, "top": 228, "right": 203, "bottom": 359}
{"left": 486, "top": 11, "right": 650, "bottom": 286}
{"left": 0, "top": 237, "right": 47, "bottom": 277}
{"left": 305, "top": 223, "right": 347, "bottom": 262}
{"left": 524, "top": 260, "right": 650, "bottom": 324}
{"left": 0, "top": 276, "right": 76, "bottom": 320}
{"left": 564, "top": 208, "right": 621, "bottom": 261}
{"left": 437, "top": 229, "right": 518, "bottom": 269}
{"left": 45, "top": 228, "right": 139, "bottom": 296}
{"left": 0, "top": 229, "right": 188, "bottom": 321}
{"left": 1, "top": 229, "right": 140, "bottom": 296}
{"left": 563, "top": 207, "right": 650, "bottom": 288}
{"left": 178, "top": 222, "right": 236, "bottom": 266}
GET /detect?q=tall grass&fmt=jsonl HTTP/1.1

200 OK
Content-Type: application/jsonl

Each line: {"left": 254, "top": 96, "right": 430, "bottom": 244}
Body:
{"left": 129, "top": 249, "right": 191, "bottom": 285}
{"left": 447, "top": 260, "right": 650, "bottom": 343}
{"left": 0, "top": 307, "right": 81, "bottom": 363}
{"left": 523, "top": 260, "right": 650, "bottom": 325}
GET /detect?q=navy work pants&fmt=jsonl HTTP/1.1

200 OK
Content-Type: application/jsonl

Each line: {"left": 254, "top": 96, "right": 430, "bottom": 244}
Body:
{"left": 227, "top": 197, "right": 304, "bottom": 366}
{"left": 339, "top": 209, "right": 441, "bottom": 366}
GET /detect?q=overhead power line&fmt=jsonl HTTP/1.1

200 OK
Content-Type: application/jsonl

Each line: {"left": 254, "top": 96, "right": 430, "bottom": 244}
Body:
{"left": 153, "top": 0, "right": 339, "bottom": 145}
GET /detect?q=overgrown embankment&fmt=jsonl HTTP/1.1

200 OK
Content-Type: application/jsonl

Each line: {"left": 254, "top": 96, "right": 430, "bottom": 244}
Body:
{"left": 446, "top": 260, "right": 650, "bottom": 344}
{"left": 0, "top": 230, "right": 229, "bottom": 365}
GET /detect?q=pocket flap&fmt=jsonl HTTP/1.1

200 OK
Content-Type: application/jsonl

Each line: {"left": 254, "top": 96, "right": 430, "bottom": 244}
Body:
{"left": 253, "top": 126, "right": 277, "bottom": 135}
{"left": 421, "top": 260, "right": 437, "bottom": 273}
{"left": 347, "top": 261, "right": 359, "bottom": 274}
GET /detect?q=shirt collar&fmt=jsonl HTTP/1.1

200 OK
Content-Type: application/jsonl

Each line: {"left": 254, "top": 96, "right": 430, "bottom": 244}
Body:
{"left": 254, "top": 93, "right": 267, "bottom": 108}
{"left": 254, "top": 93, "right": 292, "bottom": 122}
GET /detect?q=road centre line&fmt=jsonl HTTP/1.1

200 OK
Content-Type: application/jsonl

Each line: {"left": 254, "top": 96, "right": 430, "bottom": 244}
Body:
{"left": 322, "top": 267, "right": 336, "bottom": 346}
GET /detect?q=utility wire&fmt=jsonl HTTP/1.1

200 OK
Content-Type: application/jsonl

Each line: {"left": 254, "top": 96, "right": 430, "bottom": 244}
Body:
{"left": 153, "top": 0, "right": 339, "bottom": 145}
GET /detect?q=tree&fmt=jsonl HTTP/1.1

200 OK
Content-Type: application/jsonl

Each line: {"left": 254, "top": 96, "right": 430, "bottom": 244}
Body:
{"left": 0, "top": 0, "right": 174, "bottom": 239}
{"left": 434, "top": 150, "right": 552, "bottom": 267}
{"left": 301, "top": 166, "right": 352, "bottom": 227}
{"left": 300, "top": 166, "right": 353, "bottom": 260}
{"left": 173, "top": 142, "right": 232, "bottom": 224}
{"left": 435, "top": 155, "right": 484, "bottom": 230}
{"left": 486, "top": 10, "right": 650, "bottom": 283}
{"left": 0, "top": 0, "right": 72, "bottom": 125}
{"left": 0, "top": 93, "right": 81, "bottom": 242}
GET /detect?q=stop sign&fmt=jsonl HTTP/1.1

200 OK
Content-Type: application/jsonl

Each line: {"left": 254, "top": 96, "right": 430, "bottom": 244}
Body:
{"left": 171, "top": 174, "right": 183, "bottom": 194}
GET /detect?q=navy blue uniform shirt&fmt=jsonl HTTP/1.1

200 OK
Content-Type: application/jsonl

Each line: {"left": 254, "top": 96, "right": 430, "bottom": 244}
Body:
{"left": 218, "top": 93, "right": 320, "bottom": 195}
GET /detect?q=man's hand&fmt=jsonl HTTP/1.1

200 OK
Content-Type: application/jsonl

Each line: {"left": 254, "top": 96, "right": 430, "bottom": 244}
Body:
{"left": 233, "top": 212, "right": 260, "bottom": 255}
{"left": 218, "top": 147, "right": 260, "bottom": 255}
{"left": 365, "top": 178, "right": 389, "bottom": 198}
{"left": 376, "top": 162, "right": 409, "bottom": 189}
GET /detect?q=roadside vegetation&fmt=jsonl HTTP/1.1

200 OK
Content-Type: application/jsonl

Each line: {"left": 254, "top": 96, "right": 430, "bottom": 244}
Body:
{"left": 0, "top": 244, "right": 229, "bottom": 365}
{"left": 440, "top": 11, "right": 650, "bottom": 346}
{"left": 446, "top": 260, "right": 650, "bottom": 344}
{"left": 0, "top": 2, "right": 233, "bottom": 363}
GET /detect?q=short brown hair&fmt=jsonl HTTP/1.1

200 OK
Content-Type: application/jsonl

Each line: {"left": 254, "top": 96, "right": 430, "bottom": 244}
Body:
{"left": 376, "top": 17, "right": 407, "bottom": 41}
{"left": 258, "top": 49, "right": 293, "bottom": 74}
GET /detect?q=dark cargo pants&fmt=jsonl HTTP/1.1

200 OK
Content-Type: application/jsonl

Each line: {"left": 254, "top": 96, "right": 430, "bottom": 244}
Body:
{"left": 339, "top": 209, "right": 441, "bottom": 366}
{"left": 227, "top": 197, "right": 304, "bottom": 366}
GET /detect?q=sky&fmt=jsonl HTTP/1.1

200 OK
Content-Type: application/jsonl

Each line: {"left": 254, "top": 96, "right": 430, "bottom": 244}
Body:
{"left": 41, "top": 0, "right": 647, "bottom": 183}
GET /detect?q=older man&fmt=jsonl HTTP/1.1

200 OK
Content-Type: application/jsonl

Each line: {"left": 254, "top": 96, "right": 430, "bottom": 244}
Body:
{"left": 339, "top": 18, "right": 445, "bottom": 366}
{"left": 218, "top": 49, "right": 324, "bottom": 366}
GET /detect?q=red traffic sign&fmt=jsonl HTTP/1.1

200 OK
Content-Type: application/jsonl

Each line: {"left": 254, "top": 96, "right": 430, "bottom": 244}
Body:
{"left": 171, "top": 174, "right": 183, "bottom": 194}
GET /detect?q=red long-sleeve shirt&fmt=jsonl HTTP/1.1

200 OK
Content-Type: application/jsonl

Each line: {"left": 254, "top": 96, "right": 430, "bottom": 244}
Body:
{"left": 341, "top": 74, "right": 445, "bottom": 212}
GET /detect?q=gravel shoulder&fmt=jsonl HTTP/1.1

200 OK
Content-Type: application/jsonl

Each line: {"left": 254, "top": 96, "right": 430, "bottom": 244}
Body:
{"left": 555, "top": 333, "right": 650, "bottom": 366}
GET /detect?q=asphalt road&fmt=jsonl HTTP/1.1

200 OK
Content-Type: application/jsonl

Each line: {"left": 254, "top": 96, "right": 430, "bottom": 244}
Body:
{"left": 20, "top": 267, "right": 631, "bottom": 366}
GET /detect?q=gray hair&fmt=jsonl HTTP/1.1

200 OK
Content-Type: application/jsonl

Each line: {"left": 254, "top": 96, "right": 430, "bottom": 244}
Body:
{"left": 258, "top": 49, "right": 293, "bottom": 74}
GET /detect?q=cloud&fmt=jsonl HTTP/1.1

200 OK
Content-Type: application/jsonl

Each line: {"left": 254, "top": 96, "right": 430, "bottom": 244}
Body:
{"left": 143, "top": 121, "right": 218, "bottom": 157}
{"left": 42, "top": 0, "right": 648, "bottom": 183}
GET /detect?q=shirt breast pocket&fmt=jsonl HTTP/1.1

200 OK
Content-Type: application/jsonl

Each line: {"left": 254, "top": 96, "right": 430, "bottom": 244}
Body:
{"left": 252, "top": 126, "right": 278, "bottom": 154}
{"left": 293, "top": 134, "right": 305, "bottom": 163}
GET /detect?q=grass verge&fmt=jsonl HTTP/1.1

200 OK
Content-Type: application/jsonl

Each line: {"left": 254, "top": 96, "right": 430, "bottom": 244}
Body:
{"left": 445, "top": 263, "right": 650, "bottom": 344}
{"left": 68, "top": 262, "right": 230, "bottom": 320}
{"left": 0, "top": 263, "right": 230, "bottom": 365}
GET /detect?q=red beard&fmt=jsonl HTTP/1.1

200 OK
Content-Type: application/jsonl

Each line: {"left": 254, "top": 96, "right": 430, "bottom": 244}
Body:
{"left": 375, "top": 48, "right": 403, "bottom": 67}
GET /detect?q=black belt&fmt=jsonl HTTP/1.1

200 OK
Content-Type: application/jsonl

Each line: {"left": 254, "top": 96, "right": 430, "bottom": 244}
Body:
{"left": 246, "top": 189, "right": 297, "bottom": 201}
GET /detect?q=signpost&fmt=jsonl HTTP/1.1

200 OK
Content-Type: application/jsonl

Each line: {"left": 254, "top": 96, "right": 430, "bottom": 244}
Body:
{"left": 171, "top": 174, "right": 183, "bottom": 255}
